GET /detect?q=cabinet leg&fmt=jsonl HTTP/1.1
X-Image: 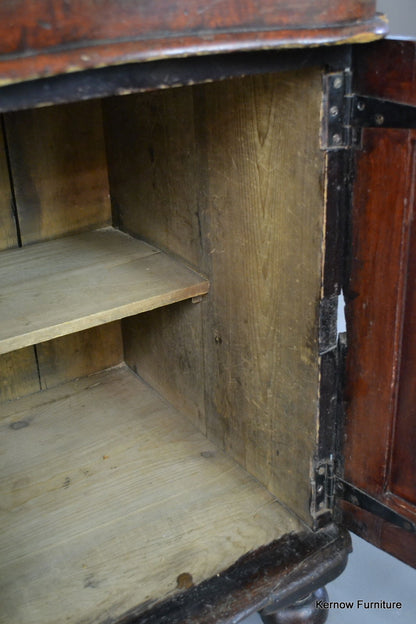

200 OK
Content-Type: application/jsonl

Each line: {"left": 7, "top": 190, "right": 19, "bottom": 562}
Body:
{"left": 259, "top": 586, "right": 329, "bottom": 624}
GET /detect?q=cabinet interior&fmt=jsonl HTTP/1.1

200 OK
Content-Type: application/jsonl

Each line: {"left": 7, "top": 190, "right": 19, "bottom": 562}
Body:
{"left": 0, "top": 67, "right": 327, "bottom": 623}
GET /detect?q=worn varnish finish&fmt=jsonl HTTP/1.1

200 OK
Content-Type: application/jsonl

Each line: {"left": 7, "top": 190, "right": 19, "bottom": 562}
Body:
{"left": 3, "top": 101, "right": 111, "bottom": 245}
{"left": 105, "top": 69, "right": 326, "bottom": 525}
{"left": 343, "top": 40, "right": 416, "bottom": 566}
{"left": 0, "top": 365, "right": 305, "bottom": 624}
{"left": 0, "top": 1, "right": 385, "bottom": 85}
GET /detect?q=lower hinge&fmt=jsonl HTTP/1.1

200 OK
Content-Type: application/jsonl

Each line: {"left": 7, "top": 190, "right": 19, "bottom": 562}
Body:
{"left": 311, "top": 458, "right": 416, "bottom": 534}
{"left": 310, "top": 457, "right": 335, "bottom": 528}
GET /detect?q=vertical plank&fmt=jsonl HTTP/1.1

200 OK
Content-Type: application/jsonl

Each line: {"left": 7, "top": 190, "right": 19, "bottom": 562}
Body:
{"left": 0, "top": 348, "right": 40, "bottom": 402}
{"left": 195, "top": 70, "right": 325, "bottom": 523}
{"left": 0, "top": 118, "right": 18, "bottom": 250}
{"left": 4, "top": 100, "right": 111, "bottom": 245}
{"left": 36, "top": 322, "right": 123, "bottom": 390}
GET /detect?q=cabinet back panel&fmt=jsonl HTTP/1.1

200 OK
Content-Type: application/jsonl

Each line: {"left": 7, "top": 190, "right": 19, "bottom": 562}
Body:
{"left": 3, "top": 100, "right": 111, "bottom": 245}
{"left": 105, "top": 69, "right": 325, "bottom": 524}
{"left": 0, "top": 323, "right": 123, "bottom": 403}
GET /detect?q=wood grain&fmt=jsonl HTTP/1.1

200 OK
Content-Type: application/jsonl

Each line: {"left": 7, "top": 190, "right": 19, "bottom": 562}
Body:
{"left": 197, "top": 70, "right": 325, "bottom": 524}
{"left": 0, "top": 1, "right": 385, "bottom": 86}
{"left": 344, "top": 129, "right": 415, "bottom": 495}
{"left": 342, "top": 127, "right": 416, "bottom": 568}
{"left": 36, "top": 322, "right": 123, "bottom": 390}
{"left": 3, "top": 100, "right": 111, "bottom": 245}
{"left": 0, "top": 227, "right": 209, "bottom": 354}
{"left": 0, "top": 121, "right": 17, "bottom": 250}
{"left": 104, "top": 87, "right": 202, "bottom": 268}
{"left": 123, "top": 303, "right": 206, "bottom": 434}
{"left": 0, "top": 365, "right": 304, "bottom": 624}
{"left": 106, "top": 69, "right": 326, "bottom": 526}
{"left": 0, "top": 348, "right": 40, "bottom": 403}
{"left": 104, "top": 86, "right": 207, "bottom": 434}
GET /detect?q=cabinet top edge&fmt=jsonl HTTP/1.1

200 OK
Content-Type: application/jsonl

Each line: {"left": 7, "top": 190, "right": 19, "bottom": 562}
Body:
{"left": 0, "top": 7, "right": 387, "bottom": 88}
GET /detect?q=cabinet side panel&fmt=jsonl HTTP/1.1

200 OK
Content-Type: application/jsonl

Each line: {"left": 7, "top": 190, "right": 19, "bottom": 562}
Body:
{"left": 195, "top": 71, "right": 324, "bottom": 523}
{"left": 0, "top": 118, "right": 17, "bottom": 250}
{"left": 103, "top": 89, "right": 206, "bottom": 432}
{"left": 104, "top": 72, "right": 325, "bottom": 524}
{"left": 3, "top": 100, "right": 111, "bottom": 245}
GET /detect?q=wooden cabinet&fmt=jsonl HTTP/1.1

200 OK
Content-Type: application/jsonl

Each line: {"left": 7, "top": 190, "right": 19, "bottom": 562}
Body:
{"left": 0, "top": 3, "right": 414, "bottom": 624}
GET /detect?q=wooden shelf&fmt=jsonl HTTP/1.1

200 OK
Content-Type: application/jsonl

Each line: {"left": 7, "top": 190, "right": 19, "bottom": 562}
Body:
{"left": 0, "top": 227, "right": 209, "bottom": 355}
{"left": 0, "top": 365, "right": 304, "bottom": 624}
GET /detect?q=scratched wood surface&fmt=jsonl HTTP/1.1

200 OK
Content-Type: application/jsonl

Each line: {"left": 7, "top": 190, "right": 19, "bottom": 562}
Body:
{"left": 3, "top": 100, "right": 111, "bottom": 245}
{"left": 105, "top": 68, "right": 325, "bottom": 525}
{"left": 0, "top": 365, "right": 304, "bottom": 624}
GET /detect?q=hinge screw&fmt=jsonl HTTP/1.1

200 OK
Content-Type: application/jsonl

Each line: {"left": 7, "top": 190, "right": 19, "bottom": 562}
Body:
{"left": 332, "top": 133, "right": 342, "bottom": 145}
{"left": 357, "top": 100, "right": 366, "bottom": 112}
{"left": 375, "top": 114, "right": 385, "bottom": 126}
{"left": 329, "top": 105, "right": 339, "bottom": 117}
{"left": 333, "top": 76, "right": 343, "bottom": 89}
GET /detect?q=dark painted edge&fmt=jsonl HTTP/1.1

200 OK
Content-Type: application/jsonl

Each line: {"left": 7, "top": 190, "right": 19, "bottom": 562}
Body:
{"left": 113, "top": 525, "right": 351, "bottom": 624}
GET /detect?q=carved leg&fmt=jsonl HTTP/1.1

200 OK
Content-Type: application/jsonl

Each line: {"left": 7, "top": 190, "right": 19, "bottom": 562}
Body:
{"left": 259, "top": 587, "right": 329, "bottom": 624}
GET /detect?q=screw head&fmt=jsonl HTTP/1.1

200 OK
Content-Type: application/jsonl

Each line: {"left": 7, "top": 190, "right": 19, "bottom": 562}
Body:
{"left": 329, "top": 105, "right": 339, "bottom": 117}
{"left": 375, "top": 113, "right": 384, "bottom": 126}
{"left": 357, "top": 100, "right": 366, "bottom": 112}
{"left": 332, "top": 133, "right": 342, "bottom": 145}
{"left": 333, "top": 76, "right": 343, "bottom": 89}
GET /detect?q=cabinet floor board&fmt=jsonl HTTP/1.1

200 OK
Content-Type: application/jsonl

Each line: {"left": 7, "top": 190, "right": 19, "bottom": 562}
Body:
{"left": 0, "top": 227, "right": 209, "bottom": 355}
{"left": 0, "top": 365, "right": 304, "bottom": 624}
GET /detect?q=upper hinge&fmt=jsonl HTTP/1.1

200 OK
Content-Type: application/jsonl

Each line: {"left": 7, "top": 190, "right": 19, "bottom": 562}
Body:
{"left": 322, "top": 72, "right": 416, "bottom": 150}
{"left": 321, "top": 70, "right": 356, "bottom": 150}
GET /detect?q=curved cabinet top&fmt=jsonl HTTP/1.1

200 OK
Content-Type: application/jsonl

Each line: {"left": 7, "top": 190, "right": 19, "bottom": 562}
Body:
{"left": 1, "top": 0, "right": 387, "bottom": 85}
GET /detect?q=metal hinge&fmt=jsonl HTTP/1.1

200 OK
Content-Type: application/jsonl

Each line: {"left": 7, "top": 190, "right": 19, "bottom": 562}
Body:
{"left": 321, "top": 70, "right": 356, "bottom": 150}
{"left": 310, "top": 457, "right": 335, "bottom": 527}
{"left": 322, "top": 70, "right": 416, "bottom": 150}
{"left": 311, "top": 458, "right": 416, "bottom": 534}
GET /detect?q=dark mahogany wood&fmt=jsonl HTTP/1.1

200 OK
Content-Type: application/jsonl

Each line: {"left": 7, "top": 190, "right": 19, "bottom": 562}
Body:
{"left": 342, "top": 40, "right": 416, "bottom": 567}
{"left": 0, "top": 1, "right": 386, "bottom": 85}
{"left": 354, "top": 39, "right": 416, "bottom": 106}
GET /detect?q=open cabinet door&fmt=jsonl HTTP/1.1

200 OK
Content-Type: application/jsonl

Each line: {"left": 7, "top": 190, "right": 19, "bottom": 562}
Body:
{"left": 340, "top": 39, "right": 416, "bottom": 567}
